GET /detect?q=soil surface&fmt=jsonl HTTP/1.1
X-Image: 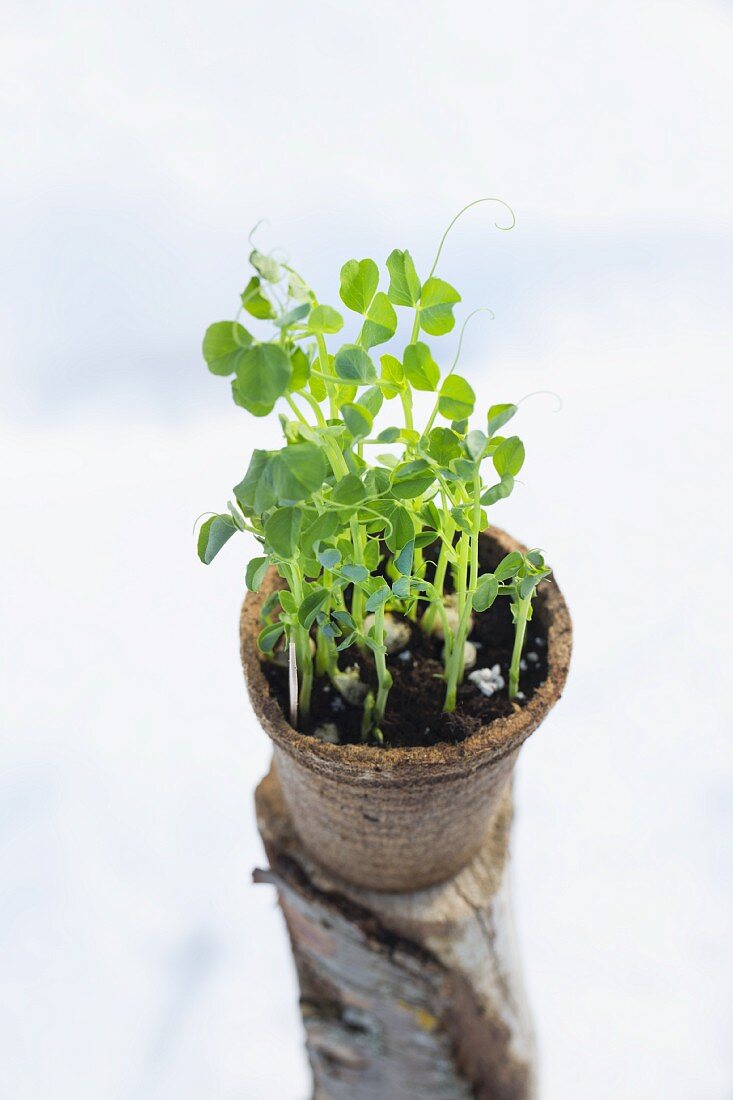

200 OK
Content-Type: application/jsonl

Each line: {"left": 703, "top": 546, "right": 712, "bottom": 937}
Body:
{"left": 262, "top": 539, "right": 549, "bottom": 749}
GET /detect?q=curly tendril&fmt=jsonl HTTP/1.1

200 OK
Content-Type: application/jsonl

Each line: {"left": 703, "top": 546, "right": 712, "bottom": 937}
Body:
{"left": 428, "top": 197, "right": 516, "bottom": 279}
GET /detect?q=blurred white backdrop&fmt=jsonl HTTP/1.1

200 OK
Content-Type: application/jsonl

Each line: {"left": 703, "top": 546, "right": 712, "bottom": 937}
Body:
{"left": 1, "top": 1, "right": 732, "bottom": 1097}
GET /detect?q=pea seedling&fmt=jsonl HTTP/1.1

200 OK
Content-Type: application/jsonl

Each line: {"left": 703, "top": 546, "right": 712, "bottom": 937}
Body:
{"left": 198, "top": 201, "right": 551, "bottom": 741}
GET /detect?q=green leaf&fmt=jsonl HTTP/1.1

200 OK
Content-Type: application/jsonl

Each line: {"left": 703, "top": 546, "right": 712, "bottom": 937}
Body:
{"left": 394, "top": 539, "right": 414, "bottom": 575}
{"left": 274, "top": 443, "right": 328, "bottom": 502}
{"left": 264, "top": 506, "right": 303, "bottom": 558}
{"left": 227, "top": 500, "right": 245, "bottom": 530}
{"left": 385, "top": 504, "right": 414, "bottom": 553}
{"left": 289, "top": 347, "right": 310, "bottom": 391}
{"left": 359, "top": 385, "right": 384, "bottom": 418}
{"left": 377, "top": 426, "right": 401, "bottom": 443}
{"left": 341, "top": 402, "right": 373, "bottom": 441}
{"left": 202, "top": 321, "right": 252, "bottom": 376}
{"left": 274, "top": 302, "right": 310, "bottom": 328}
{"left": 493, "top": 436, "right": 525, "bottom": 477}
{"left": 391, "top": 576, "right": 411, "bottom": 599}
{"left": 309, "top": 304, "right": 344, "bottom": 334}
{"left": 360, "top": 292, "right": 397, "bottom": 349}
{"left": 426, "top": 426, "right": 461, "bottom": 466}
{"left": 309, "top": 367, "right": 328, "bottom": 403}
{"left": 298, "top": 587, "right": 330, "bottom": 629}
{"left": 495, "top": 551, "right": 523, "bottom": 581}
{"left": 451, "top": 504, "right": 472, "bottom": 534}
{"left": 487, "top": 403, "right": 517, "bottom": 436}
{"left": 420, "top": 499, "right": 441, "bottom": 531}
{"left": 518, "top": 574, "right": 544, "bottom": 600}
{"left": 365, "top": 584, "right": 391, "bottom": 612}
{"left": 241, "top": 276, "right": 275, "bottom": 320}
{"left": 390, "top": 462, "right": 436, "bottom": 499}
{"left": 245, "top": 556, "right": 269, "bottom": 592}
{"left": 386, "top": 249, "right": 421, "bottom": 307}
{"left": 332, "top": 474, "right": 366, "bottom": 505}
{"left": 403, "top": 342, "right": 440, "bottom": 391}
{"left": 278, "top": 590, "right": 298, "bottom": 615}
{"left": 465, "top": 429, "right": 487, "bottom": 461}
{"left": 339, "top": 258, "right": 379, "bottom": 314}
{"left": 258, "top": 621, "right": 285, "bottom": 653}
{"left": 473, "top": 573, "right": 499, "bottom": 612}
{"left": 380, "top": 353, "right": 405, "bottom": 397}
{"left": 333, "top": 609, "right": 355, "bottom": 630}
{"left": 364, "top": 538, "right": 381, "bottom": 570}
{"left": 481, "top": 475, "right": 514, "bottom": 506}
{"left": 438, "top": 375, "right": 475, "bottom": 420}
{"left": 302, "top": 510, "right": 339, "bottom": 550}
{"left": 233, "top": 449, "right": 278, "bottom": 516}
{"left": 419, "top": 277, "right": 461, "bottom": 336}
{"left": 287, "top": 270, "right": 311, "bottom": 302}
{"left": 231, "top": 343, "right": 292, "bottom": 416}
{"left": 451, "top": 457, "right": 477, "bottom": 481}
{"left": 197, "top": 514, "right": 237, "bottom": 564}
{"left": 316, "top": 547, "right": 341, "bottom": 570}
{"left": 249, "top": 249, "right": 281, "bottom": 283}
{"left": 334, "top": 344, "right": 376, "bottom": 383}
{"left": 526, "top": 549, "right": 546, "bottom": 567}
{"left": 341, "top": 563, "right": 369, "bottom": 583}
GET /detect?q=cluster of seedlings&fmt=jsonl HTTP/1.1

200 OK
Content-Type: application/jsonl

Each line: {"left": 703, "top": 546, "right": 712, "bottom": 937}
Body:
{"left": 198, "top": 202, "right": 552, "bottom": 745}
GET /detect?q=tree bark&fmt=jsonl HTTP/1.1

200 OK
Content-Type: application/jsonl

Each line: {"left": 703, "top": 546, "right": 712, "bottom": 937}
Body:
{"left": 254, "top": 762, "right": 537, "bottom": 1099}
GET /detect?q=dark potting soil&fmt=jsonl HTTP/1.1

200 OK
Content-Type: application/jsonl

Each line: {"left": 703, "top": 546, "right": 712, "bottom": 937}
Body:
{"left": 261, "top": 540, "right": 549, "bottom": 749}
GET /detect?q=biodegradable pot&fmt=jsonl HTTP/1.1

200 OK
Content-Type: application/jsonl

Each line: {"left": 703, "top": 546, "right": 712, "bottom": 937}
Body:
{"left": 241, "top": 527, "right": 572, "bottom": 892}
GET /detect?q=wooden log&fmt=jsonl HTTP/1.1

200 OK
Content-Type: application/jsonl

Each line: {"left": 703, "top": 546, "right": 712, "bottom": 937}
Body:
{"left": 254, "top": 763, "right": 537, "bottom": 1099}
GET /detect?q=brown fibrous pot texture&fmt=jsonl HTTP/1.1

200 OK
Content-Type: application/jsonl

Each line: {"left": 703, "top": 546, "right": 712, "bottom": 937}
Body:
{"left": 241, "top": 527, "right": 572, "bottom": 892}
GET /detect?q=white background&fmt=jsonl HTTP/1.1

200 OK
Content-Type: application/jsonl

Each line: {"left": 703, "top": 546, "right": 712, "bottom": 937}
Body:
{"left": 1, "top": 2, "right": 732, "bottom": 1097}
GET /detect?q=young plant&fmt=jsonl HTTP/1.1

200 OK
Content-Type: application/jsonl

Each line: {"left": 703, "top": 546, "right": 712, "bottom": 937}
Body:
{"left": 197, "top": 201, "right": 552, "bottom": 742}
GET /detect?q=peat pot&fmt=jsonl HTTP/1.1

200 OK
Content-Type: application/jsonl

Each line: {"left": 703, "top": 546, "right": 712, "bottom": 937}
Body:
{"left": 241, "top": 527, "right": 572, "bottom": 892}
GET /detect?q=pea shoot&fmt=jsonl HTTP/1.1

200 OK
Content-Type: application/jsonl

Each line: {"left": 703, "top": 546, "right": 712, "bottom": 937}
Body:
{"left": 198, "top": 201, "right": 552, "bottom": 741}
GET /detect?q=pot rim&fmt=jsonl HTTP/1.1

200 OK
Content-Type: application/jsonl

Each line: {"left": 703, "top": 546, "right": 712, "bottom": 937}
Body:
{"left": 240, "top": 526, "right": 572, "bottom": 780}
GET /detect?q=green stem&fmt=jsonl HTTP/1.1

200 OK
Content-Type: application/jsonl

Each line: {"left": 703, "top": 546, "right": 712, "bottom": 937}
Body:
{"left": 509, "top": 596, "right": 531, "bottom": 699}
{"left": 288, "top": 567, "right": 313, "bottom": 719}
{"left": 295, "top": 627, "right": 313, "bottom": 717}
{"left": 443, "top": 474, "right": 482, "bottom": 710}
{"left": 400, "top": 389, "right": 414, "bottom": 432}
{"left": 372, "top": 603, "right": 393, "bottom": 728}
{"left": 421, "top": 540, "right": 450, "bottom": 633}
{"left": 299, "top": 389, "right": 327, "bottom": 427}
{"left": 349, "top": 518, "right": 366, "bottom": 631}
{"left": 285, "top": 394, "right": 310, "bottom": 427}
{"left": 443, "top": 597, "right": 473, "bottom": 711}
{"left": 315, "top": 334, "right": 338, "bottom": 419}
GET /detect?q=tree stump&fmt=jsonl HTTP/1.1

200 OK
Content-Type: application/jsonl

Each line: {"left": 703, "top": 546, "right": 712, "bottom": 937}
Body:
{"left": 254, "top": 762, "right": 537, "bottom": 1099}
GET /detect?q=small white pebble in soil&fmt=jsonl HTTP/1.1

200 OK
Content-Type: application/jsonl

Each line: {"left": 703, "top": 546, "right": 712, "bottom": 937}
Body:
{"left": 331, "top": 695, "right": 345, "bottom": 712}
{"left": 432, "top": 593, "right": 474, "bottom": 640}
{"left": 398, "top": 649, "right": 412, "bottom": 662}
{"left": 468, "top": 664, "right": 505, "bottom": 697}
{"left": 322, "top": 683, "right": 331, "bottom": 693}
{"left": 516, "top": 691, "right": 526, "bottom": 701}
{"left": 442, "top": 640, "right": 477, "bottom": 672}
{"left": 312, "top": 722, "right": 340, "bottom": 744}
{"left": 519, "top": 658, "right": 528, "bottom": 672}
{"left": 363, "top": 612, "right": 411, "bottom": 654}
{"left": 333, "top": 665, "right": 368, "bottom": 706}
{"left": 534, "top": 636, "right": 546, "bottom": 647}
{"left": 526, "top": 651, "right": 539, "bottom": 664}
